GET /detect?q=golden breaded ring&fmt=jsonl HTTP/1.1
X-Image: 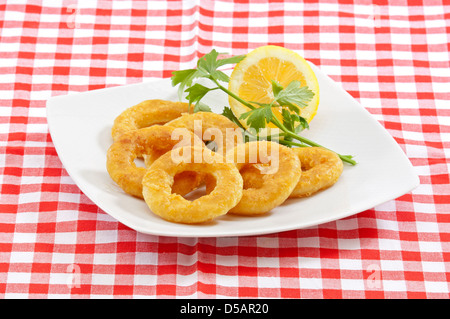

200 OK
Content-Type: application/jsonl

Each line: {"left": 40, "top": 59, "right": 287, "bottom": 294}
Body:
{"left": 169, "top": 171, "right": 204, "bottom": 197}
{"left": 111, "top": 99, "right": 191, "bottom": 141}
{"left": 142, "top": 146, "right": 243, "bottom": 224}
{"left": 164, "top": 112, "right": 243, "bottom": 156}
{"left": 239, "top": 164, "right": 266, "bottom": 189}
{"left": 224, "top": 141, "right": 301, "bottom": 215}
{"left": 290, "top": 147, "right": 343, "bottom": 197}
{"left": 240, "top": 147, "right": 344, "bottom": 198}
{"left": 140, "top": 126, "right": 208, "bottom": 195}
{"left": 106, "top": 125, "right": 204, "bottom": 198}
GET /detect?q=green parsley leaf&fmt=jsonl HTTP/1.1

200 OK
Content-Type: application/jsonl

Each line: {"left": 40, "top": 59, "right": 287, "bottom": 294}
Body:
{"left": 210, "top": 70, "right": 230, "bottom": 83}
{"left": 296, "top": 116, "right": 309, "bottom": 132}
{"left": 171, "top": 69, "right": 196, "bottom": 87}
{"left": 184, "top": 83, "right": 215, "bottom": 107}
{"left": 281, "top": 108, "right": 295, "bottom": 132}
{"left": 282, "top": 108, "right": 309, "bottom": 131}
{"left": 171, "top": 51, "right": 246, "bottom": 101}
{"left": 272, "top": 80, "right": 315, "bottom": 113}
{"left": 216, "top": 54, "right": 246, "bottom": 68}
{"left": 171, "top": 69, "right": 198, "bottom": 100}
{"left": 197, "top": 49, "right": 220, "bottom": 73}
{"left": 193, "top": 102, "right": 212, "bottom": 113}
{"left": 221, "top": 106, "right": 244, "bottom": 129}
{"left": 271, "top": 80, "right": 284, "bottom": 97}
{"left": 239, "top": 104, "right": 273, "bottom": 131}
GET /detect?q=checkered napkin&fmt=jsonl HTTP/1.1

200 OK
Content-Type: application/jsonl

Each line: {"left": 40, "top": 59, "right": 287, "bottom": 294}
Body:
{"left": 0, "top": 0, "right": 449, "bottom": 298}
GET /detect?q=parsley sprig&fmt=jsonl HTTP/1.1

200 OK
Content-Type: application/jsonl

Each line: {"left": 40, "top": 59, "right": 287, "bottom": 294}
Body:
{"left": 171, "top": 49, "right": 356, "bottom": 165}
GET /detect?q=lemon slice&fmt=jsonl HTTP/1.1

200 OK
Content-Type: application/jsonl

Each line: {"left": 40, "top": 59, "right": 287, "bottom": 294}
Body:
{"left": 228, "top": 45, "right": 320, "bottom": 131}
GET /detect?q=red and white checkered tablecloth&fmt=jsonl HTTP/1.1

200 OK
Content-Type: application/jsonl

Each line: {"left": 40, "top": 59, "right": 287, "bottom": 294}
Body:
{"left": 0, "top": 0, "right": 449, "bottom": 299}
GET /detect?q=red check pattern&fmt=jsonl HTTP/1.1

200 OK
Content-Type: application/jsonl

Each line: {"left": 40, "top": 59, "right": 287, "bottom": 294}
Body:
{"left": 0, "top": 0, "right": 449, "bottom": 298}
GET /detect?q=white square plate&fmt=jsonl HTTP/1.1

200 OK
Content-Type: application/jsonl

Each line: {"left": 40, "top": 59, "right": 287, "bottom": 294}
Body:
{"left": 46, "top": 63, "right": 419, "bottom": 237}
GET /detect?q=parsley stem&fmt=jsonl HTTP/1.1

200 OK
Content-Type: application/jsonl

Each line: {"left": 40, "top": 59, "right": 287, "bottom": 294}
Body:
{"left": 208, "top": 76, "right": 357, "bottom": 165}
{"left": 251, "top": 109, "right": 356, "bottom": 165}
{"left": 278, "top": 139, "right": 307, "bottom": 148}
{"left": 281, "top": 132, "right": 357, "bottom": 165}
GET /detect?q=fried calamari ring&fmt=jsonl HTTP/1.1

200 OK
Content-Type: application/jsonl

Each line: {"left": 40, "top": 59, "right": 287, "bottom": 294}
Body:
{"left": 240, "top": 147, "right": 344, "bottom": 198}
{"left": 142, "top": 146, "right": 243, "bottom": 224}
{"left": 290, "top": 147, "right": 343, "bottom": 197}
{"left": 164, "top": 112, "right": 243, "bottom": 156}
{"left": 239, "top": 164, "right": 266, "bottom": 189}
{"left": 106, "top": 125, "right": 204, "bottom": 198}
{"left": 111, "top": 99, "right": 191, "bottom": 141}
{"left": 221, "top": 141, "right": 301, "bottom": 215}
